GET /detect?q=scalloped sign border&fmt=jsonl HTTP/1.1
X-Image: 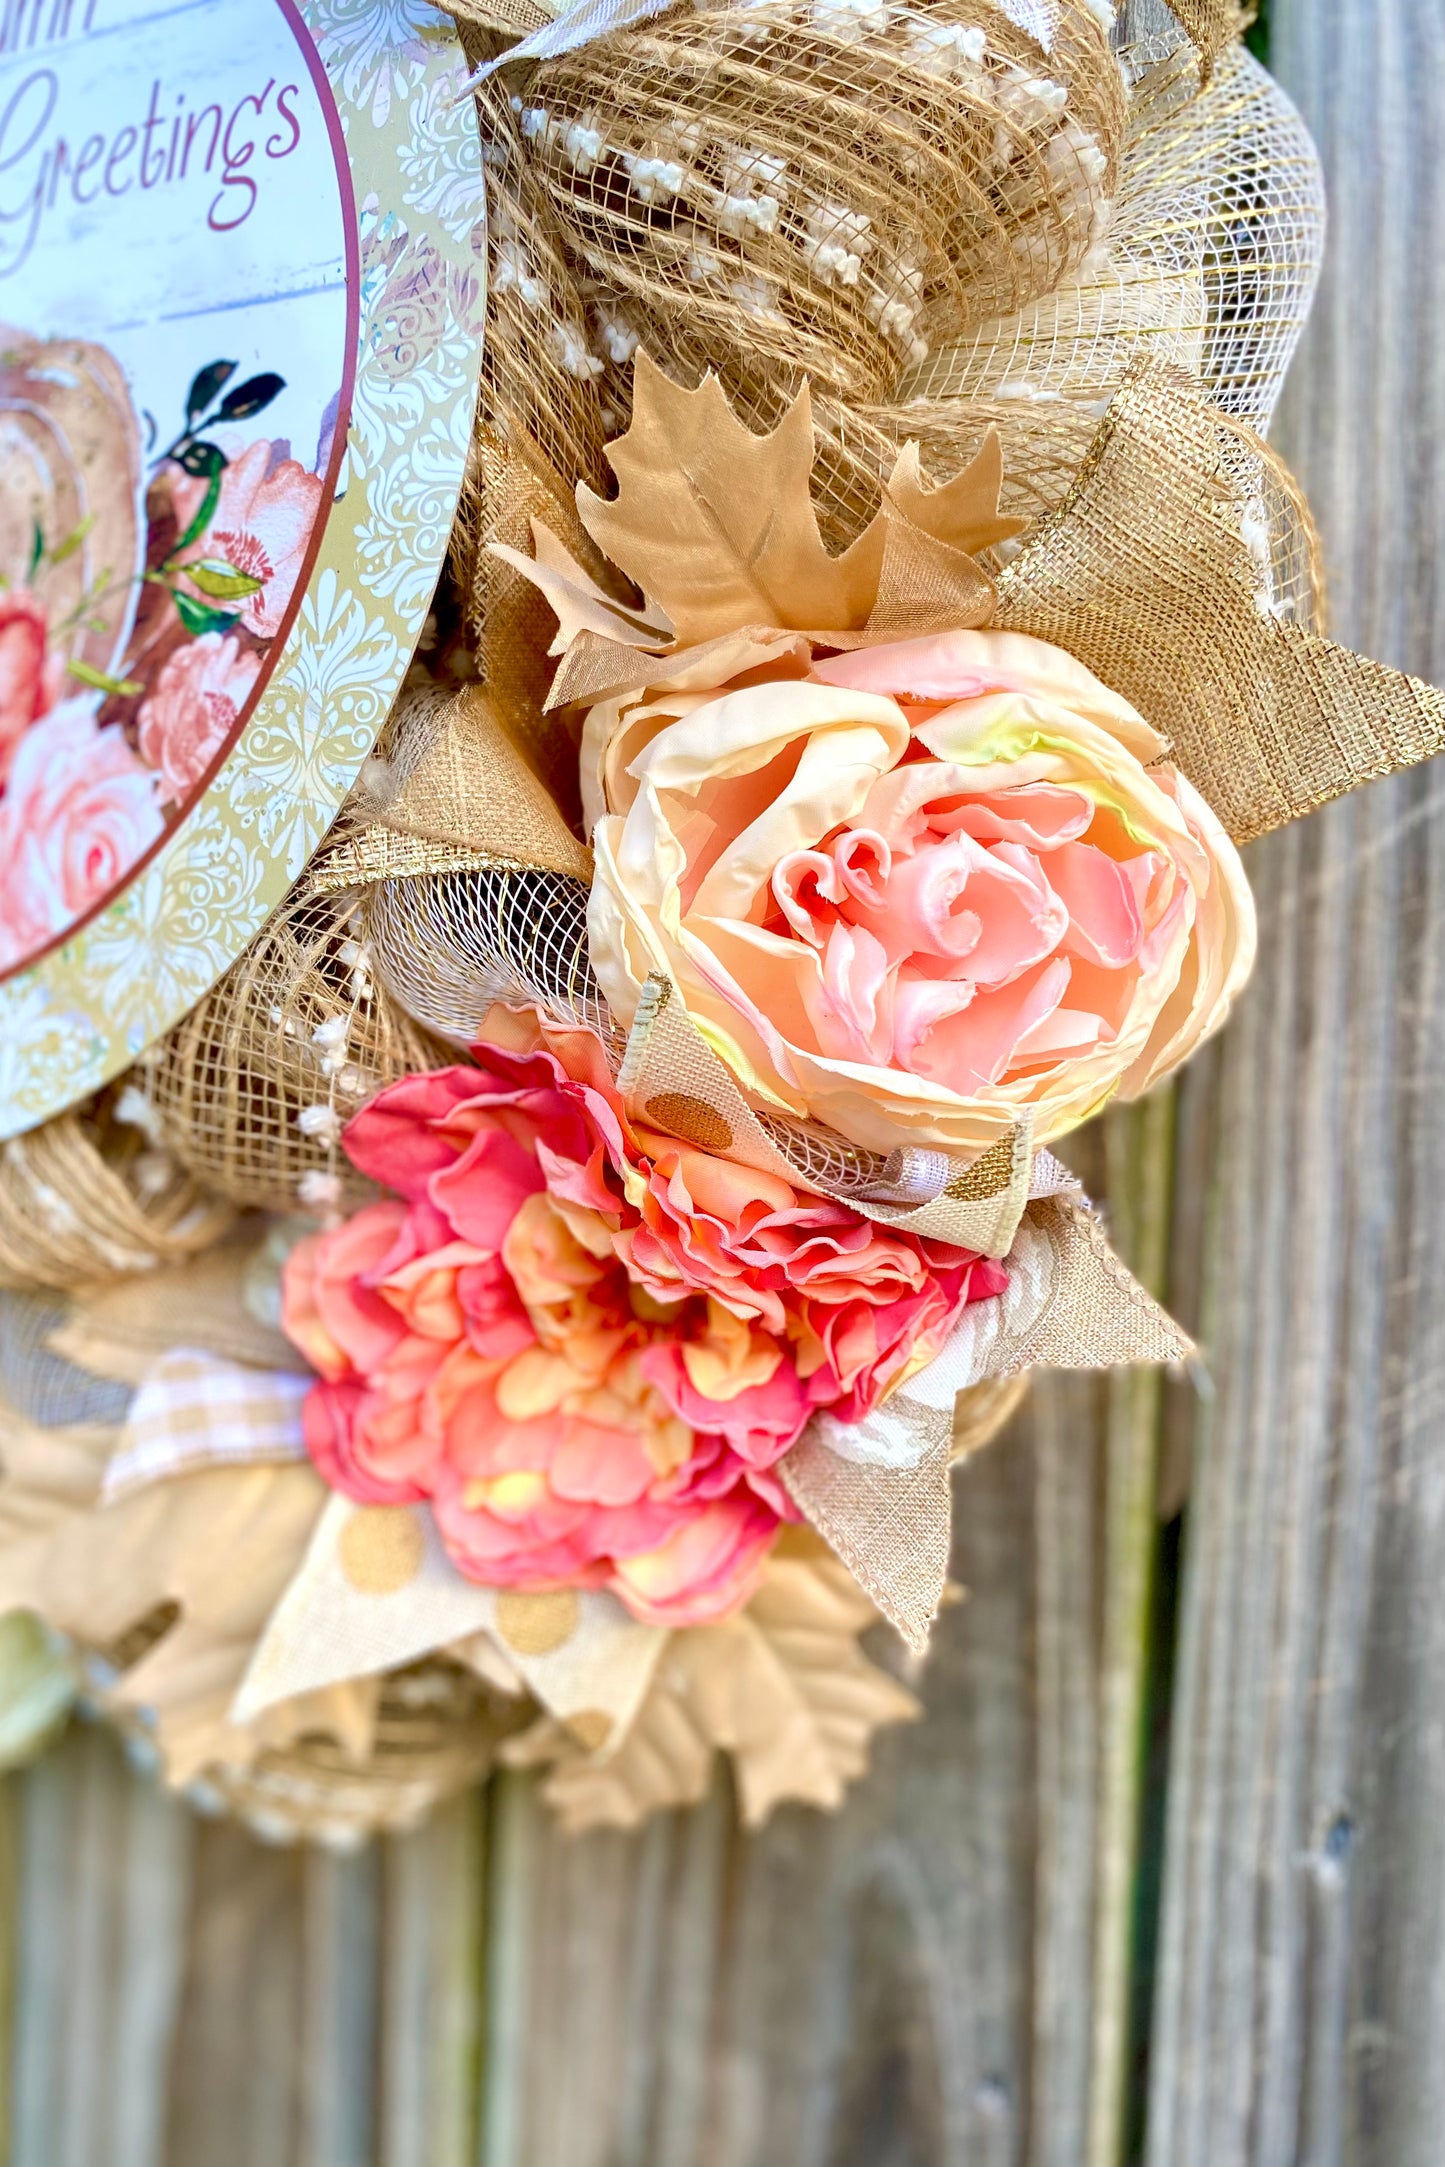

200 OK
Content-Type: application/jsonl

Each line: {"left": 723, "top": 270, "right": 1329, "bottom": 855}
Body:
{"left": 0, "top": 0, "right": 484, "bottom": 1137}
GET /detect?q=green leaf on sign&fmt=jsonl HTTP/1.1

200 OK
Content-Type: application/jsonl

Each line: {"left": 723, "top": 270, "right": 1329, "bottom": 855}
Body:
{"left": 48, "top": 515, "right": 94, "bottom": 568}
{"left": 171, "top": 588, "right": 240, "bottom": 638}
{"left": 28, "top": 519, "right": 42, "bottom": 579}
{"left": 186, "top": 359, "right": 238, "bottom": 425}
{"left": 67, "top": 659, "right": 143, "bottom": 697}
{"left": 216, "top": 371, "right": 284, "bottom": 422}
{"left": 185, "top": 559, "right": 263, "bottom": 602}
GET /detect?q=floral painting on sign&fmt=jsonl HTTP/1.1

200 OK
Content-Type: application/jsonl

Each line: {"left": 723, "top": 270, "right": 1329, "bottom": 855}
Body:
{"left": 0, "top": 335, "right": 335, "bottom": 976}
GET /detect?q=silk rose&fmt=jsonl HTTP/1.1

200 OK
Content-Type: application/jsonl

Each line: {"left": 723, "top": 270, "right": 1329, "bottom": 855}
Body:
{"left": 583, "top": 627, "right": 1256, "bottom": 1157}
{"left": 281, "top": 1013, "right": 1004, "bottom": 1625}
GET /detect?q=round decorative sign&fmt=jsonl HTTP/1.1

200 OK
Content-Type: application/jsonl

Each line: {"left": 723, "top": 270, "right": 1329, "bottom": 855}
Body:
{"left": 0, "top": 0, "right": 485, "bottom": 1134}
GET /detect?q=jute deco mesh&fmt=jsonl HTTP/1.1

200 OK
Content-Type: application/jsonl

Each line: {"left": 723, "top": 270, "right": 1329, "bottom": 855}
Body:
{"left": 507, "top": 0, "right": 1124, "bottom": 551}
{"left": 139, "top": 878, "right": 448, "bottom": 1215}
{"left": 450, "top": 54, "right": 613, "bottom": 818}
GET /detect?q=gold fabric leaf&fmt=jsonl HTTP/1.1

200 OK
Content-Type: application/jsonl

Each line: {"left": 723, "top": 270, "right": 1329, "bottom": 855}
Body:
{"left": 506, "top": 1537, "right": 918, "bottom": 1831}
{"left": 489, "top": 517, "right": 674, "bottom": 658}
{"left": 884, "top": 432, "right": 1028, "bottom": 559}
{"left": 322, "top": 683, "right": 594, "bottom": 887}
{"left": 996, "top": 360, "right": 1445, "bottom": 844}
{"left": 577, "top": 354, "right": 889, "bottom": 643}
{"left": 0, "top": 1399, "right": 331, "bottom": 1781}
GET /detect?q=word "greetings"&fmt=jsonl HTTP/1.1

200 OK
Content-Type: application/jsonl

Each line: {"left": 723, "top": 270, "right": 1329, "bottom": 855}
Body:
{"left": 0, "top": 69, "right": 304, "bottom": 274}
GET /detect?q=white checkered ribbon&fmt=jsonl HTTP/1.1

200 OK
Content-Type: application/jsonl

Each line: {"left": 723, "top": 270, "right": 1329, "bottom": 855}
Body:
{"left": 101, "top": 1349, "right": 310, "bottom": 1504}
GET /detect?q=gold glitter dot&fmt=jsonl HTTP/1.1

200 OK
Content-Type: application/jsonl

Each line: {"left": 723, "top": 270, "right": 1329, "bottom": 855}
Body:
{"left": 643, "top": 1092, "right": 733, "bottom": 1153}
{"left": 495, "top": 1587, "right": 580, "bottom": 1654}
{"left": 566, "top": 1708, "right": 613, "bottom": 1753}
{"left": 337, "top": 1506, "right": 425, "bottom": 1594}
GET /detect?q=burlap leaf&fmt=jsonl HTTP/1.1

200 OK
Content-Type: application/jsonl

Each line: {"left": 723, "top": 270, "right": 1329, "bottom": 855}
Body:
{"left": 782, "top": 1193, "right": 1191, "bottom": 1649}
{"left": 323, "top": 681, "right": 593, "bottom": 889}
{"left": 995, "top": 359, "right": 1445, "bottom": 844}
{"left": 505, "top": 1537, "right": 917, "bottom": 1830}
{"left": 781, "top": 1432, "right": 956, "bottom": 1662}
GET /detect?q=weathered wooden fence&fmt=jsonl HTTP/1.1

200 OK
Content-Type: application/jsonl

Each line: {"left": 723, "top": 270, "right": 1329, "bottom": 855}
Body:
{"left": 0, "top": 5, "right": 1438, "bottom": 2161}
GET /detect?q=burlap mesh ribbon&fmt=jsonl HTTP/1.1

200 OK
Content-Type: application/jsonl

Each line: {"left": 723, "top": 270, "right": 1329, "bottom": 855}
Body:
{"left": 908, "top": 38, "right": 1323, "bottom": 446}
{"left": 995, "top": 362, "right": 1445, "bottom": 842}
{"left": 784, "top": 1193, "right": 1192, "bottom": 1645}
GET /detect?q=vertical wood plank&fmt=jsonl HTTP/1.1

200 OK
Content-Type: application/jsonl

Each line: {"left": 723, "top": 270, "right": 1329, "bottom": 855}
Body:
{"left": 161, "top": 1814, "right": 307, "bottom": 2167}
{"left": 1089, "top": 1091, "right": 1176, "bottom": 2167}
{"left": 1147, "top": 6, "right": 1445, "bottom": 2162}
{"left": 8, "top": 1724, "right": 192, "bottom": 2167}
{"left": 379, "top": 1796, "right": 486, "bottom": 2167}
{"left": 0, "top": 1775, "right": 17, "bottom": 2167}
{"left": 162, "top": 1815, "right": 387, "bottom": 2167}
{"left": 297, "top": 1846, "right": 382, "bottom": 2167}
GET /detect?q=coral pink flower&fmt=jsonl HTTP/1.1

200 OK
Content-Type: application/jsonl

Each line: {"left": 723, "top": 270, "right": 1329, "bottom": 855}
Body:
{"left": 282, "top": 1014, "right": 1006, "bottom": 1626}
{"left": 137, "top": 632, "right": 262, "bottom": 804}
{"left": 172, "top": 439, "right": 323, "bottom": 640}
{"left": 0, "top": 698, "right": 163, "bottom": 969}
{"left": 0, "top": 588, "right": 64, "bottom": 777}
{"left": 584, "top": 627, "right": 1256, "bottom": 1157}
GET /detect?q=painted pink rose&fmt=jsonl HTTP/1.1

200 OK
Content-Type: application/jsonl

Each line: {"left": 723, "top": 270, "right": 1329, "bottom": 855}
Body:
{"left": 0, "top": 698, "right": 163, "bottom": 970}
{"left": 136, "top": 632, "right": 262, "bottom": 804}
{"left": 0, "top": 589, "right": 64, "bottom": 777}
{"left": 585, "top": 627, "right": 1257, "bottom": 1157}
{"left": 281, "top": 1013, "right": 1006, "bottom": 1626}
{"left": 171, "top": 439, "right": 323, "bottom": 640}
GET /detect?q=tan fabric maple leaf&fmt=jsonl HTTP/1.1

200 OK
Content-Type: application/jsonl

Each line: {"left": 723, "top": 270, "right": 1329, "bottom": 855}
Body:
{"left": 0, "top": 1395, "right": 337, "bottom": 1782}
{"left": 494, "top": 349, "right": 1025, "bottom": 659}
{"left": 505, "top": 1534, "right": 919, "bottom": 1831}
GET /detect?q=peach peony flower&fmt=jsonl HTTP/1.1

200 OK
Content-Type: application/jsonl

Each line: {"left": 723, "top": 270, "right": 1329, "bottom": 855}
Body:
{"left": 584, "top": 627, "right": 1257, "bottom": 1156}
{"left": 0, "top": 698, "right": 163, "bottom": 969}
{"left": 171, "top": 439, "right": 323, "bottom": 640}
{"left": 0, "top": 588, "right": 64, "bottom": 776}
{"left": 137, "top": 632, "right": 262, "bottom": 804}
{"left": 281, "top": 1016, "right": 1005, "bottom": 1625}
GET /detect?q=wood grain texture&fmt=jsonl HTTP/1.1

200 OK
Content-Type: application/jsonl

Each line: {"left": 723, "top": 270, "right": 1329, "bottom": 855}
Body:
{"left": 1145, "top": 5, "right": 1445, "bottom": 2163}
{"left": 8, "top": 1724, "right": 192, "bottom": 2167}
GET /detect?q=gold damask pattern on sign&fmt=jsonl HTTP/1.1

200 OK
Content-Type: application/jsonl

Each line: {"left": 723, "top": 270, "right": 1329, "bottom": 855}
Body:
{"left": 0, "top": 0, "right": 486, "bottom": 1138}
